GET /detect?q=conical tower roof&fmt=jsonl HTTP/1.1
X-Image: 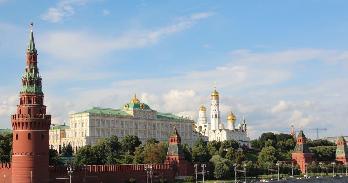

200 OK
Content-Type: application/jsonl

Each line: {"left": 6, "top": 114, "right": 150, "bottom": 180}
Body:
{"left": 27, "top": 23, "right": 37, "bottom": 53}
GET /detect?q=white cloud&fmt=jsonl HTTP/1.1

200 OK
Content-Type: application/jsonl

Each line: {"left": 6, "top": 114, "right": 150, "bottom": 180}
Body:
{"left": 41, "top": 0, "right": 88, "bottom": 23}
{"left": 271, "top": 100, "right": 289, "bottom": 113}
{"left": 290, "top": 110, "right": 313, "bottom": 128}
{"left": 3, "top": 48, "right": 348, "bottom": 140}
{"left": 40, "top": 12, "right": 213, "bottom": 60}
{"left": 0, "top": 94, "right": 17, "bottom": 124}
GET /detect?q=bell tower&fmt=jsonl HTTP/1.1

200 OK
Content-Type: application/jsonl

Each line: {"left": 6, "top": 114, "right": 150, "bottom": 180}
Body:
{"left": 210, "top": 88, "right": 220, "bottom": 131}
{"left": 11, "top": 23, "right": 51, "bottom": 183}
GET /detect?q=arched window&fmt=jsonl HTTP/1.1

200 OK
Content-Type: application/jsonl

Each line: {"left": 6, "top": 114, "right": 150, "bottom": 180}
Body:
{"left": 28, "top": 133, "right": 31, "bottom": 140}
{"left": 16, "top": 134, "right": 18, "bottom": 140}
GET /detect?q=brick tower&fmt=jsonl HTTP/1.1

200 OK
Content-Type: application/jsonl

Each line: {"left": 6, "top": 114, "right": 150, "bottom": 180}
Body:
{"left": 291, "top": 130, "right": 313, "bottom": 174}
{"left": 336, "top": 136, "right": 348, "bottom": 164}
{"left": 11, "top": 23, "right": 51, "bottom": 183}
{"left": 165, "top": 127, "right": 192, "bottom": 176}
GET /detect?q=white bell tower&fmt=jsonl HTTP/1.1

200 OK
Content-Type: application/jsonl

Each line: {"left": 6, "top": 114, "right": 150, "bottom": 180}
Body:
{"left": 210, "top": 88, "right": 220, "bottom": 131}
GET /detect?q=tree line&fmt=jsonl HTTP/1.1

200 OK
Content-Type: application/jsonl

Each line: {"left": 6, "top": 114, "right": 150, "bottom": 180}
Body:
{"left": 0, "top": 132, "right": 340, "bottom": 180}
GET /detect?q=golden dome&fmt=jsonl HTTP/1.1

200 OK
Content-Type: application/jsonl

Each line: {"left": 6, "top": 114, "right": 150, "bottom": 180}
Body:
{"left": 227, "top": 112, "right": 236, "bottom": 123}
{"left": 199, "top": 105, "right": 206, "bottom": 111}
{"left": 130, "top": 94, "right": 140, "bottom": 104}
{"left": 211, "top": 89, "right": 219, "bottom": 97}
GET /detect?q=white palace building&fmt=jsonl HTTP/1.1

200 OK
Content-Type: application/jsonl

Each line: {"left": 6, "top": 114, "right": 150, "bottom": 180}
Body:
{"left": 194, "top": 88, "right": 250, "bottom": 147}
{"left": 49, "top": 95, "right": 196, "bottom": 152}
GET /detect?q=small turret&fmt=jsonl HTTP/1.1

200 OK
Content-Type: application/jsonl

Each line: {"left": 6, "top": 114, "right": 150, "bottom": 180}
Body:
{"left": 336, "top": 136, "right": 348, "bottom": 164}
{"left": 292, "top": 131, "right": 314, "bottom": 174}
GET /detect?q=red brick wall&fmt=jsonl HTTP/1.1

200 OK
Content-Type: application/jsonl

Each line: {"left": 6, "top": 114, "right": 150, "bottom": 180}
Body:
{"left": 292, "top": 152, "right": 313, "bottom": 174}
{"left": 49, "top": 164, "right": 178, "bottom": 183}
{"left": 0, "top": 163, "right": 12, "bottom": 183}
{"left": 3, "top": 163, "right": 194, "bottom": 182}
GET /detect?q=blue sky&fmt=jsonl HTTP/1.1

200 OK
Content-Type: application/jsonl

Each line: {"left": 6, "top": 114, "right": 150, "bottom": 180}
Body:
{"left": 1, "top": 0, "right": 348, "bottom": 139}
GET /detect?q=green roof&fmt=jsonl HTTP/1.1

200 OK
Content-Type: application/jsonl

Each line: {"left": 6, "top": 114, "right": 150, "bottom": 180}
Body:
{"left": 297, "top": 130, "right": 305, "bottom": 138}
{"left": 338, "top": 136, "right": 346, "bottom": 143}
{"left": 27, "top": 29, "right": 37, "bottom": 53}
{"left": 75, "top": 107, "right": 190, "bottom": 121}
{"left": 52, "top": 124, "right": 70, "bottom": 130}
{"left": 157, "top": 112, "right": 187, "bottom": 120}
{"left": 77, "top": 107, "right": 131, "bottom": 116}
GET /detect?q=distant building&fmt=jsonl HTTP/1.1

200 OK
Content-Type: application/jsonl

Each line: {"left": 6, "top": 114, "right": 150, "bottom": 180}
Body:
{"left": 49, "top": 124, "right": 69, "bottom": 153}
{"left": 50, "top": 95, "right": 195, "bottom": 152}
{"left": 292, "top": 130, "right": 314, "bottom": 174}
{"left": 336, "top": 136, "right": 348, "bottom": 164}
{"left": 325, "top": 136, "right": 348, "bottom": 143}
{"left": 194, "top": 88, "right": 250, "bottom": 146}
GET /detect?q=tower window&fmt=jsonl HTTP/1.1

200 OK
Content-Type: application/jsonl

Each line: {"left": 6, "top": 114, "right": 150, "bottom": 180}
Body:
{"left": 16, "top": 134, "right": 18, "bottom": 140}
{"left": 41, "top": 134, "right": 44, "bottom": 140}
{"left": 28, "top": 133, "right": 31, "bottom": 140}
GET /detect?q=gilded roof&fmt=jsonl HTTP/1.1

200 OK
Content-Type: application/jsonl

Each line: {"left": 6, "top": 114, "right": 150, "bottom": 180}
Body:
{"left": 227, "top": 112, "right": 236, "bottom": 122}
{"left": 211, "top": 89, "right": 219, "bottom": 97}
{"left": 199, "top": 105, "right": 206, "bottom": 111}
{"left": 124, "top": 94, "right": 151, "bottom": 110}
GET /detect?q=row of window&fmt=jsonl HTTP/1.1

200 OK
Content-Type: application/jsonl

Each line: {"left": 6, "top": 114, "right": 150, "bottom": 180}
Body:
{"left": 15, "top": 133, "right": 45, "bottom": 140}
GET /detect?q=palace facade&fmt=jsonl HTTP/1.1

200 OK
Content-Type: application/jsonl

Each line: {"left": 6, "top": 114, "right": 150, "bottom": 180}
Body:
{"left": 50, "top": 95, "right": 195, "bottom": 151}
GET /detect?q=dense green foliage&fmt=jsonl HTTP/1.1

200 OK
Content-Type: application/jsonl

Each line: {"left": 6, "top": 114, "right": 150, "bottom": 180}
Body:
{"left": 257, "top": 146, "right": 277, "bottom": 169}
{"left": 61, "top": 143, "right": 73, "bottom": 157}
{"left": 74, "top": 135, "right": 168, "bottom": 165}
{"left": 49, "top": 148, "right": 62, "bottom": 166}
{"left": 0, "top": 133, "right": 12, "bottom": 163}
{"left": 192, "top": 138, "right": 210, "bottom": 163}
{"left": 309, "top": 146, "right": 336, "bottom": 161}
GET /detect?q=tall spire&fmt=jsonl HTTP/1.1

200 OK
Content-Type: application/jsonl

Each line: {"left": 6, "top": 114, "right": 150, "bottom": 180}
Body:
{"left": 27, "top": 22, "right": 37, "bottom": 53}
{"left": 21, "top": 22, "right": 42, "bottom": 94}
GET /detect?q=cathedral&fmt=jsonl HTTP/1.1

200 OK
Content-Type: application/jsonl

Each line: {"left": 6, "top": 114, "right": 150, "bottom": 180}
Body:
{"left": 194, "top": 88, "right": 250, "bottom": 147}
